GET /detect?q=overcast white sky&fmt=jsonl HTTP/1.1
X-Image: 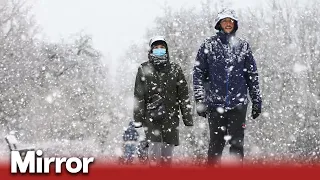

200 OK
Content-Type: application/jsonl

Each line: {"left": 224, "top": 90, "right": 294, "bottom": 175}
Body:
{"left": 33, "top": 0, "right": 265, "bottom": 71}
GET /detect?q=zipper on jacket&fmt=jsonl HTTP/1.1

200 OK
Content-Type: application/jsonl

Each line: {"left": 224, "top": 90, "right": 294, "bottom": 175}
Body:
{"left": 225, "top": 43, "right": 232, "bottom": 108}
{"left": 225, "top": 68, "right": 230, "bottom": 108}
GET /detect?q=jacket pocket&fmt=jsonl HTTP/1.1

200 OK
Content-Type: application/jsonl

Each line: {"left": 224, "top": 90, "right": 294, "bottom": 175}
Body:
{"left": 147, "top": 94, "right": 166, "bottom": 122}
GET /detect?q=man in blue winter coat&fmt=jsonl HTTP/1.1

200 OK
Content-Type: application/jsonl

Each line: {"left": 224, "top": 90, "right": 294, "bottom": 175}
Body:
{"left": 193, "top": 9, "right": 262, "bottom": 166}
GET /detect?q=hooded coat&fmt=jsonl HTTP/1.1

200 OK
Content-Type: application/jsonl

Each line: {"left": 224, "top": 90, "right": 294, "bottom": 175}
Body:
{"left": 193, "top": 9, "right": 262, "bottom": 110}
{"left": 123, "top": 121, "right": 139, "bottom": 142}
{"left": 133, "top": 37, "right": 193, "bottom": 146}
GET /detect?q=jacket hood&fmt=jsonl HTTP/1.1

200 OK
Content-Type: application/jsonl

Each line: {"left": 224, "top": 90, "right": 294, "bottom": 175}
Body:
{"left": 148, "top": 35, "right": 170, "bottom": 62}
{"left": 149, "top": 36, "right": 167, "bottom": 49}
{"left": 214, "top": 9, "right": 239, "bottom": 33}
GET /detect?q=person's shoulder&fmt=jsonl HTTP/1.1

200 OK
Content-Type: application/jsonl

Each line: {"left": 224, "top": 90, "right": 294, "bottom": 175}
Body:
{"left": 198, "top": 35, "right": 220, "bottom": 51}
{"left": 138, "top": 61, "right": 152, "bottom": 71}
{"left": 235, "top": 35, "right": 251, "bottom": 46}
{"left": 140, "top": 61, "right": 150, "bottom": 67}
{"left": 202, "top": 35, "right": 218, "bottom": 44}
{"left": 170, "top": 62, "right": 182, "bottom": 70}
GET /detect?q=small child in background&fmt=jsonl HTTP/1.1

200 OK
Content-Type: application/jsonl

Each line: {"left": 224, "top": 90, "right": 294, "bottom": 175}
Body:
{"left": 121, "top": 121, "right": 139, "bottom": 165}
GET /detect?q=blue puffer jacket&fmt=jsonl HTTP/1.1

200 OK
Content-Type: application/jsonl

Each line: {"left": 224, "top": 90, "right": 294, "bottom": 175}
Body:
{"left": 193, "top": 31, "right": 262, "bottom": 109}
{"left": 123, "top": 122, "right": 139, "bottom": 142}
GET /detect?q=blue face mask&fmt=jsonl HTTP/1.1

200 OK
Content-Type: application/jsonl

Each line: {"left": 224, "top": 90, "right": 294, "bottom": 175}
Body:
{"left": 152, "top": 48, "right": 166, "bottom": 56}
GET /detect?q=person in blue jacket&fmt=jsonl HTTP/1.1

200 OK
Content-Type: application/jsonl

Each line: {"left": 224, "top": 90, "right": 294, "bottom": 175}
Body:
{"left": 193, "top": 9, "right": 262, "bottom": 166}
{"left": 122, "top": 121, "right": 140, "bottom": 164}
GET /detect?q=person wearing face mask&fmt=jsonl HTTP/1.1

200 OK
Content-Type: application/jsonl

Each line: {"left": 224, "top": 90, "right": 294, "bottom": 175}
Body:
{"left": 133, "top": 36, "right": 193, "bottom": 167}
{"left": 193, "top": 9, "right": 262, "bottom": 167}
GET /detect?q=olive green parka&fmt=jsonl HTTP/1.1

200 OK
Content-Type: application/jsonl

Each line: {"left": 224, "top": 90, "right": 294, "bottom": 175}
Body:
{"left": 133, "top": 61, "right": 193, "bottom": 146}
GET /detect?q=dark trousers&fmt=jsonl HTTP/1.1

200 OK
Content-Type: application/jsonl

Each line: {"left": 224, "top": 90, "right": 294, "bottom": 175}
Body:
{"left": 207, "top": 104, "right": 248, "bottom": 166}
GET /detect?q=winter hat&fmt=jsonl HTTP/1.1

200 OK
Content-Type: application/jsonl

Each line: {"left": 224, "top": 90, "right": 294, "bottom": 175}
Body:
{"left": 214, "top": 8, "right": 239, "bottom": 32}
{"left": 149, "top": 36, "right": 168, "bottom": 50}
{"left": 149, "top": 36, "right": 167, "bottom": 48}
{"left": 148, "top": 36, "right": 170, "bottom": 60}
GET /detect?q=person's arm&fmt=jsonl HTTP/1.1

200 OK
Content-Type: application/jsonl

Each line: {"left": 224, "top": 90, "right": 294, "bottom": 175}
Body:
{"left": 135, "top": 130, "right": 140, "bottom": 141}
{"left": 193, "top": 42, "right": 209, "bottom": 103}
{"left": 193, "top": 41, "right": 209, "bottom": 117}
{"left": 123, "top": 131, "right": 127, "bottom": 141}
{"left": 133, "top": 66, "right": 146, "bottom": 127}
{"left": 244, "top": 43, "right": 262, "bottom": 118}
{"left": 176, "top": 65, "right": 193, "bottom": 126}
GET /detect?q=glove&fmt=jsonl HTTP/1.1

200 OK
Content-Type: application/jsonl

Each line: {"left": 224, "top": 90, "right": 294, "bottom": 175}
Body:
{"left": 252, "top": 103, "right": 261, "bottom": 119}
{"left": 196, "top": 101, "right": 207, "bottom": 118}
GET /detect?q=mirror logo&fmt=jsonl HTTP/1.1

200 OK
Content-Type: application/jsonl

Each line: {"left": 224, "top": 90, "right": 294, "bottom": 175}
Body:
{"left": 10, "top": 150, "right": 94, "bottom": 174}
